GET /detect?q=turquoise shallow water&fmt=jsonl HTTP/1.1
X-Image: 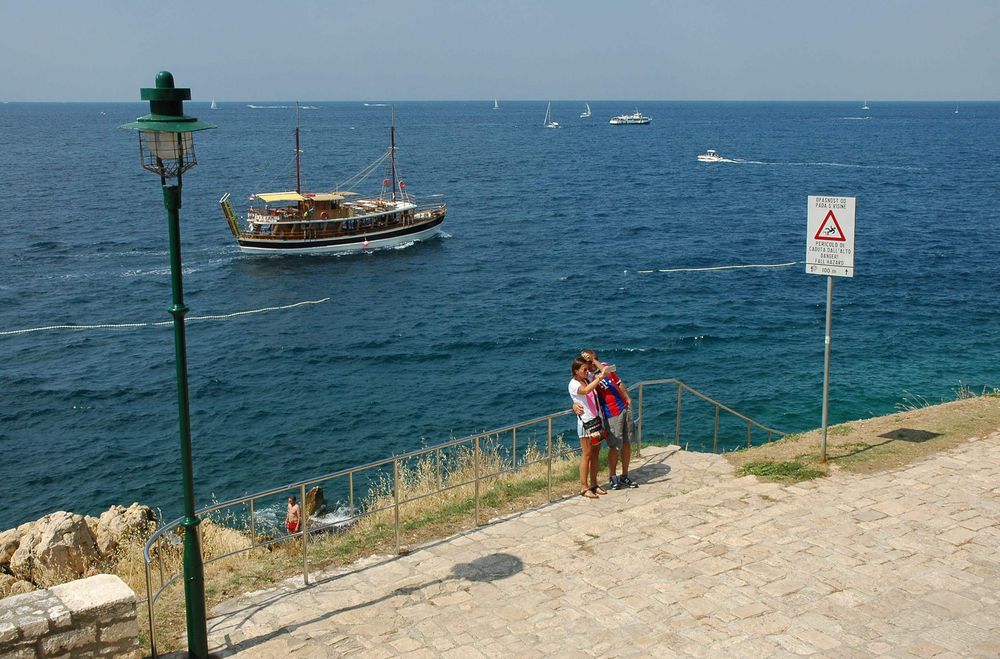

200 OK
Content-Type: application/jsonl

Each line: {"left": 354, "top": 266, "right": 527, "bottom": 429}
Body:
{"left": 1, "top": 101, "right": 998, "bottom": 529}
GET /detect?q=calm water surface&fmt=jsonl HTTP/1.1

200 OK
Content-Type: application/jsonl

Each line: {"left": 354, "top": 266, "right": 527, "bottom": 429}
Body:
{"left": 1, "top": 101, "right": 997, "bottom": 529}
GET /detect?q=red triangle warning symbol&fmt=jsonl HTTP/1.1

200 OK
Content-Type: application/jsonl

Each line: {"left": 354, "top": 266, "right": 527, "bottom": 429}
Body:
{"left": 814, "top": 210, "right": 847, "bottom": 242}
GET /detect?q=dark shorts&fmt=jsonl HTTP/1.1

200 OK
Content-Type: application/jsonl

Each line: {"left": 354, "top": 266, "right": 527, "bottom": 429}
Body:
{"left": 604, "top": 407, "right": 634, "bottom": 450}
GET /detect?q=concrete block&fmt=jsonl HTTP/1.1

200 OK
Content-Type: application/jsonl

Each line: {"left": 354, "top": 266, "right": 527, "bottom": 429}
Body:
{"left": 0, "top": 620, "right": 20, "bottom": 645}
{"left": 0, "top": 643, "right": 38, "bottom": 659}
{"left": 96, "top": 620, "right": 138, "bottom": 645}
{"left": 38, "top": 626, "right": 95, "bottom": 655}
{"left": 48, "top": 576, "right": 134, "bottom": 622}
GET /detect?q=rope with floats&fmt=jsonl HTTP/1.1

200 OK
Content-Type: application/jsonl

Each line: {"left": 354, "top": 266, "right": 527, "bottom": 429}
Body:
{"left": 0, "top": 298, "right": 331, "bottom": 337}
{"left": 636, "top": 261, "right": 800, "bottom": 274}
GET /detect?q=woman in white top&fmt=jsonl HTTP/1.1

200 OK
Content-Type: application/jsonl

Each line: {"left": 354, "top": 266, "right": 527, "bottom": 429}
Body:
{"left": 568, "top": 356, "right": 609, "bottom": 498}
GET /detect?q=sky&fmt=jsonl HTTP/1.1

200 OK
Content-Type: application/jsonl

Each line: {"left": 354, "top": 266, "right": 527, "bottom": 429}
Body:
{"left": 1, "top": 0, "right": 998, "bottom": 102}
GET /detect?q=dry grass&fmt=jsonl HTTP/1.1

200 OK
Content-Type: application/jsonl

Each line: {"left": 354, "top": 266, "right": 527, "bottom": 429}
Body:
{"left": 725, "top": 394, "right": 1000, "bottom": 480}
{"left": 115, "top": 436, "right": 585, "bottom": 654}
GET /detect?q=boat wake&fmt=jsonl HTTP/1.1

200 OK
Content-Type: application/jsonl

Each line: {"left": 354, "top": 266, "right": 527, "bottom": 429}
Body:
{"left": 721, "top": 158, "right": 926, "bottom": 171}
{"left": 247, "top": 104, "right": 319, "bottom": 110}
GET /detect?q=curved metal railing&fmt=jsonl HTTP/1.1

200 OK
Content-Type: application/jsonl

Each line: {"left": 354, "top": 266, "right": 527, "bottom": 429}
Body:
{"left": 142, "top": 377, "right": 783, "bottom": 655}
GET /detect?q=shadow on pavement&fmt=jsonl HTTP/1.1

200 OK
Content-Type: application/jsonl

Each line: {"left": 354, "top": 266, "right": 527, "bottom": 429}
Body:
{"left": 207, "top": 553, "right": 523, "bottom": 656}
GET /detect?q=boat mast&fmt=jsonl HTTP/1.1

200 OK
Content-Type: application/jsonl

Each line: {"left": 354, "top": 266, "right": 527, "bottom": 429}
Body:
{"left": 295, "top": 102, "right": 301, "bottom": 193}
{"left": 390, "top": 105, "right": 398, "bottom": 202}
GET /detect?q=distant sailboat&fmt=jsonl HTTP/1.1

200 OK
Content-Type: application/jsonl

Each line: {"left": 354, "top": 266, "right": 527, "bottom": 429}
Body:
{"left": 954, "top": 105, "right": 959, "bottom": 114}
{"left": 493, "top": 98, "right": 500, "bottom": 110}
{"left": 543, "top": 102, "right": 559, "bottom": 128}
{"left": 210, "top": 99, "right": 218, "bottom": 110}
{"left": 862, "top": 99, "right": 870, "bottom": 110}
{"left": 580, "top": 103, "right": 591, "bottom": 118}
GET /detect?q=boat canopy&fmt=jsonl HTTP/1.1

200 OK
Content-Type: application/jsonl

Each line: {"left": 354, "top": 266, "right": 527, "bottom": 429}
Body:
{"left": 252, "top": 191, "right": 357, "bottom": 203}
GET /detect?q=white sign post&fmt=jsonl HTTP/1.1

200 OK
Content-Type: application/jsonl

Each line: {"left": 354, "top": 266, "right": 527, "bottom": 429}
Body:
{"left": 806, "top": 196, "right": 856, "bottom": 462}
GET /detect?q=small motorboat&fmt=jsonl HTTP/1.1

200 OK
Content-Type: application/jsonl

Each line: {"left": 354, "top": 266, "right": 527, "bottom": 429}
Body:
{"left": 697, "top": 149, "right": 725, "bottom": 163}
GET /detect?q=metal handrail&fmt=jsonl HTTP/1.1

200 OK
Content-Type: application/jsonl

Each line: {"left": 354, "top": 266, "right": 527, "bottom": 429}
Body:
{"left": 142, "top": 378, "right": 782, "bottom": 656}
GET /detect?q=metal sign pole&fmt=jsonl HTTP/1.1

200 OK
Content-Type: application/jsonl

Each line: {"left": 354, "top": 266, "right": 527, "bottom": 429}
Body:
{"left": 820, "top": 275, "right": 834, "bottom": 462}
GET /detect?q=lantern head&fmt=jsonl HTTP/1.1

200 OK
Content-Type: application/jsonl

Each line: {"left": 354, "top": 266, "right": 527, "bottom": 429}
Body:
{"left": 120, "top": 71, "right": 215, "bottom": 179}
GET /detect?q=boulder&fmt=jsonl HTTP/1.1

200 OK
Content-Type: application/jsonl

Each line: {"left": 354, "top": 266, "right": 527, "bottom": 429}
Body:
{"left": 2, "top": 576, "right": 34, "bottom": 597}
{"left": 0, "top": 573, "right": 15, "bottom": 597}
{"left": 84, "top": 514, "right": 99, "bottom": 539}
{"left": 8, "top": 511, "right": 99, "bottom": 587}
{"left": 305, "top": 487, "right": 327, "bottom": 518}
{"left": 94, "top": 503, "right": 157, "bottom": 557}
{"left": 0, "top": 527, "right": 22, "bottom": 570}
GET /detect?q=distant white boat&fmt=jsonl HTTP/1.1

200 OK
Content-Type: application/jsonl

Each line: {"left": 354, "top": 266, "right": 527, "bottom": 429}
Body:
{"left": 580, "top": 103, "right": 591, "bottom": 118}
{"left": 494, "top": 98, "right": 500, "bottom": 110}
{"left": 610, "top": 110, "right": 651, "bottom": 125}
{"left": 954, "top": 105, "right": 959, "bottom": 114}
{"left": 210, "top": 99, "right": 218, "bottom": 110}
{"left": 544, "top": 102, "right": 559, "bottom": 129}
{"left": 697, "top": 149, "right": 725, "bottom": 163}
{"left": 862, "top": 99, "right": 870, "bottom": 110}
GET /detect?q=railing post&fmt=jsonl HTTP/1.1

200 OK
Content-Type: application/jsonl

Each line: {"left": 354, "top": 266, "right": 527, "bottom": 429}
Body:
{"left": 636, "top": 383, "right": 644, "bottom": 456}
{"left": 349, "top": 471, "right": 355, "bottom": 516}
{"left": 512, "top": 427, "right": 517, "bottom": 471}
{"left": 713, "top": 405, "right": 720, "bottom": 454}
{"left": 145, "top": 556, "right": 157, "bottom": 658}
{"left": 300, "top": 483, "right": 309, "bottom": 585}
{"left": 747, "top": 422, "right": 752, "bottom": 448}
{"left": 436, "top": 447, "right": 442, "bottom": 489}
{"left": 546, "top": 417, "right": 553, "bottom": 503}
{"left": 675, "top": 382, "right": 683, "bottom": 446}
{"left": 474, "top": 437, "right": 481, "bottom": 526}
{"left": 156, "top": 535, "right": 165, "bottom": 588}
{"left": 249, "top": 498, "right": 256, "bottom": 546}
{"left": 393, "top": 458, "right": 401, "bottom": 554}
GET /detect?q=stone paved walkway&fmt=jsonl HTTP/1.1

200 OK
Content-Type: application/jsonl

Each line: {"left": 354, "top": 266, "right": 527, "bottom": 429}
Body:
{"left": 205, "top": 431, "right": 1000, "bottom": 658}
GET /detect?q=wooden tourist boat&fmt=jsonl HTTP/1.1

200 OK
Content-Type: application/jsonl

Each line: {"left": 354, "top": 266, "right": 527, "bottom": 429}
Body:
{"left": 220, "top": 111, "right": 446, "bottom": 255}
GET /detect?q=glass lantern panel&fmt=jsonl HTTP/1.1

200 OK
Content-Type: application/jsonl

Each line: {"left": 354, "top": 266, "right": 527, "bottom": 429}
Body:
{"left": 143, "top": 130, "right": 193, "bottom": 161}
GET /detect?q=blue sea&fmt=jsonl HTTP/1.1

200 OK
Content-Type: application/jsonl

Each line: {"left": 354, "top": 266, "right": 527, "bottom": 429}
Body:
{"left": 1, "top": 100, "right": 998, "bottom": 531}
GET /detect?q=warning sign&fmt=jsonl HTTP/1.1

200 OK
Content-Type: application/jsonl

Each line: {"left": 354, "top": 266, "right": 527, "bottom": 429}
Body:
{"left": 806, "top": 196, "right": 856, "bottom": 277}
{"left": 814, "top": 210, "right": 847, "bottom": 241}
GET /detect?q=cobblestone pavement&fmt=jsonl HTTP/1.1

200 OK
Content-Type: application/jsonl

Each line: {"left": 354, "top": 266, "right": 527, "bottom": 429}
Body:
{"left": 205, "top": 431, "right": 1000, "bottom": 658}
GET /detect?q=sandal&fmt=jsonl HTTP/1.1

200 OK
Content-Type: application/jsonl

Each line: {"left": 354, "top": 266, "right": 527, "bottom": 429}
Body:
{"left": 592, "top": 486, "right": 608, "bottom": 496}
{"left": 581, "top": 489, "right": 599, "bottom": 499}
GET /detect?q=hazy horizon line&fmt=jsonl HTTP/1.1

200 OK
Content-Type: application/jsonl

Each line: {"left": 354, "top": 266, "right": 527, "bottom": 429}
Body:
{"left": 2, "top": 98, "right": 995, "bottom": 104}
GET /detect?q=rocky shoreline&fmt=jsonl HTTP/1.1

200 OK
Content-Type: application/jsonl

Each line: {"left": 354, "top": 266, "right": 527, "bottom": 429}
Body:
{"left": 0, "top": 503, "right": 156, "bottom": 598}
{"left": 0, "top": 487, "right": 335, "bottom": 600}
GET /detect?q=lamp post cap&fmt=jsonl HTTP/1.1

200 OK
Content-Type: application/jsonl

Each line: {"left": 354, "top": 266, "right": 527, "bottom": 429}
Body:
{"left": 121, "top": 70, "right": 215, "bottom": 133}
{"left": 155, "top": 70, "right": 175, "bottom": 87}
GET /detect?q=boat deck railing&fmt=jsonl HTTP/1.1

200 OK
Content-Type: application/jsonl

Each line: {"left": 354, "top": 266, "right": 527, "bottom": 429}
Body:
{"left": 141, "top": 377, "right": 783, "bottom": 656}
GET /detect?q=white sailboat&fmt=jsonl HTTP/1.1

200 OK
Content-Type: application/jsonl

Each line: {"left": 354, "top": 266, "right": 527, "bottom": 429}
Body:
{"left": 493, "top": 98, "right": 500, "bottom": 110}
{"left": 544, "top": 102, "right": 559, "bottom": 128}
{"left": 862, "top": 99, "right": 870, "bottom": 110}
{"left": 954, "top": 105, "right": 959, "bottom": 114}
{"left": 580, "top": 103, "right": 591, "bottom": 118}
{"left": 210, "top": 99, "right": 218, "bottom": 110}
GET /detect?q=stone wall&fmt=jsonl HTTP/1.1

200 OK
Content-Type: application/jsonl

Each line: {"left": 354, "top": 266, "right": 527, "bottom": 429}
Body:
{"left": 0, "top": 574, "right": 138, "bottom": 658}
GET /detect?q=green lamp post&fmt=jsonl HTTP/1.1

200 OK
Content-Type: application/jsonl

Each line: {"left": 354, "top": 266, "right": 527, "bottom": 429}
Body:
{"left": 121, "top": 71, "right": 215, "bottom": 659}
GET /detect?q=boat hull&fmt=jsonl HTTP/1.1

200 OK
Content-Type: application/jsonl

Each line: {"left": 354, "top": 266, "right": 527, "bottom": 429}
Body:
{"left": 236, "top": 214, "right": 445, "bottom": 254}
